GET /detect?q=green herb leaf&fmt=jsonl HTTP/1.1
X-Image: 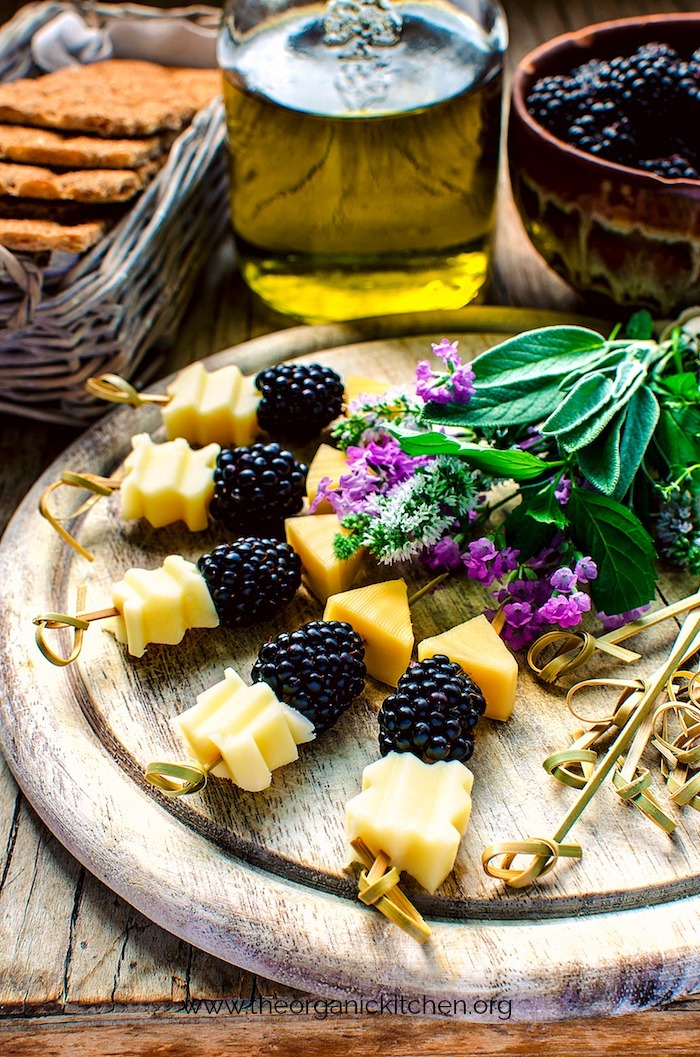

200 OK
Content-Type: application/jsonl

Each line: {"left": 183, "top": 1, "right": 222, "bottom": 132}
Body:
{"left": 471, "top": 326, "right": 606, "bottom": 385}
{"left": 392, "top": 430, "right": 461, "bottom": 456}
{"left": 524, "top": 485, "right": 569, "bottom": 529}
{"left": 625, "top": 310, "right": 655, "bottom": 340}
{"left": 555, "top": 359, "right": 648, "bottom": 454}
{"left": 658, "top": 372, "right": 700, "bottom": 401}
{"left": 393, "top": 430, "right": 557, "bottom": 480}
{"left": 503, "top": 500, "right": 558, "bottom": 560}
{"left": 424, "top": 376, "right": 565, "bottom": 429}
{"left": 542, "top": 372, "right": 614, "bottom": 437}
{"left": 612, "top": 386, "right": 660, "bottom": 501}
{"left": 568, "top": 489, "right": 656, "bottom": 614}
{"left": 575, "top": 410, "right": 624, "bottom": 494}
{"left": 654, "top": 404, "right": 700, "bottom": 473}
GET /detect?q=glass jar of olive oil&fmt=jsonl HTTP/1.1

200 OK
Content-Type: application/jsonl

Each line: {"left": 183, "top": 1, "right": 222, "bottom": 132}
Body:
{"left": 219, "top": 0, "right": 507, "bottom": 322}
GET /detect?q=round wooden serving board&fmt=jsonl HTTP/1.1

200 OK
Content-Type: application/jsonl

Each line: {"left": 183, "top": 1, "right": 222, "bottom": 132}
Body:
{"left": 2, "top": 307, "right": 700, "bottom": 1020}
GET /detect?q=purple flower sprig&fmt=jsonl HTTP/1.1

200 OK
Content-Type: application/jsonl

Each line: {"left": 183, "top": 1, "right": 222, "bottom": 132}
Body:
{"left": 415, "top": 339, "right": 475, "bottom": 407}
{"left": 460, "top": 535, "right": 600, "bottom": 649}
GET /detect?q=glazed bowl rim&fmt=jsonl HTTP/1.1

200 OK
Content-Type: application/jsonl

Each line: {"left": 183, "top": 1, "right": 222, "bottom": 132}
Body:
{"left": 511, "top": 11, "right": 700, "bottom": 190}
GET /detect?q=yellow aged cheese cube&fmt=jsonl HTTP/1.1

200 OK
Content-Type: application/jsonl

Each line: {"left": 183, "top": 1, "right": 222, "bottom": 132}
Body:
{"left": 172, "top": 667, "right": 315, "bottom": 792}
{"left": 306, "top": 443, "right": 347, "bottom": 513}
{"left": 163, "top": 362, "right": 259, "bottom": 447}
{"left": 323, "top": 579, "right": 413, "bottom": 686}
{"left": 285, "top": 513, "right": 363, "bottom": 603}
{"left": 120, "top": 433, "right": 219, "bottom": 532}
{"left": 344, "top": 375, "right": 390, "bottom": 405}
{"left": 105, "top": 554, "right": 219, "bottom": 657}
{"left": 418, "top": 614, "right": 518, "bottom": 722}
{"left": 346, "top": 752, "right": 474, "bottom": 893}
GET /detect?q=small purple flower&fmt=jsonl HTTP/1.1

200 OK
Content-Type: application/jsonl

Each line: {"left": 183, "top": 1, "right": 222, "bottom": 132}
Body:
{"left": 450, "top": 361, "right": 476, "bottom": 402}
{"left": 570, "top": 590, "right": 591, "bottom": 613}
{"left": 503, "top": 601, "right": 533, "bottom": 628}
{"left": 554, "top": 476, "right": 572, "bottom": 505}
{"left": 415, "top": 339, "right": 474, "bottom": 406}
{"left": 537, "top": 594, "right": 584, "bottom": 629}
{"left": 424, "top": 536, "right": 462, "bottom": 570}
{"left": 550, "top": 566, "right": 577, "bottom": 593}
{"left": 431, "top": 338, "right": 461, "bottom": 365}
{"left": 468, "top": 537, "right": 497, "bottom": 562}
{"left": 574, "top": 556, "right": 597, "bottom": 584}
{"left": 415, "top": 361, "right": 452, "bottom": 405}
{"left": 597, "top": 605, "right": 651, "bottom": 631}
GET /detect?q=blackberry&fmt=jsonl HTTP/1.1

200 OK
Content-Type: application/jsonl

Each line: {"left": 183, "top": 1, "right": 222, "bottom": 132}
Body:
{"left": 378, "top": 655, "right": 486, "bottom": 764}
{"left": 252, "top": 620, "right": 366, "bottom": 733}
{"left": 526, "top": 73, "right": 596, "bottom": 136}
{"left": 679, "top": 48, "right": 700, "bottom": 108}
{"left": 198, "top": 538, "right": 301, "bottom": 628}
{"left": 210, "top": 443, "right": 307, "bottom": 532}
{"left": 638, "top": 154, "right": 700, "bottom": 180}
{"left": 255, "top": 363, "right": 344, "bottom": 442}
{"left": 566, "top": 113, "right": 637, "bottom": 164}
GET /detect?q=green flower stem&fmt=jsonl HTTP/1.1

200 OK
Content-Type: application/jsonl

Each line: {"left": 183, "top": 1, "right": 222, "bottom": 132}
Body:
{"left": 660, "top": 463, "right": 700, "bottom": 496}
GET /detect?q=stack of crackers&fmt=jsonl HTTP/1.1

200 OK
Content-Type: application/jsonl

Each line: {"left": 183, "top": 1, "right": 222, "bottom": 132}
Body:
{"left": 0, "top": 59, "right": 221, "bottom": 255}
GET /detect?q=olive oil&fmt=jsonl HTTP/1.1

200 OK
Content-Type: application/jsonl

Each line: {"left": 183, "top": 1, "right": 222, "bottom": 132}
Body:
{"left": 219, "top": 1, "right": 505, "bottom": 322}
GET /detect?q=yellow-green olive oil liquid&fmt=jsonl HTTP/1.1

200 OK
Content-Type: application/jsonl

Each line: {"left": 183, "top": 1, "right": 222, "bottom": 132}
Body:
{"left": 220, "top": 2, "right": 503, "bottom": 322}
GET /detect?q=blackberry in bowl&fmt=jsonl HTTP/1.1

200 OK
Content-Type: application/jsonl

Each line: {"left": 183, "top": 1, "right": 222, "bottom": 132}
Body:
{"left": 509, "top": 14, "right": 700, "bottom": 315}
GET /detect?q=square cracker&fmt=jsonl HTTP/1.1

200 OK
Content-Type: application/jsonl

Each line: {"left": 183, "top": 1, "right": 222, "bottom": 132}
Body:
{"left": 0, "top": 160, "right": 162, "bottom": 203}
{"left": 0, "top": 217, "right": 106, "bottom": 253}
{"left": 0, "top": 125, "right": 172, "bottom": 169}
{"left": 0, "top": 60, "right": 222, "bottom": 137}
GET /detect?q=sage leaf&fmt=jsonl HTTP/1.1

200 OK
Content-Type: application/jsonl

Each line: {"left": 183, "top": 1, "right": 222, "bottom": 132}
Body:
{"left": 471, "top": 326, "right": 606, "bottom": 385}
{"left": 542, "top": 372, "right": 614, "bottom": 437}
{"left": 556, "top": 359, "right": 648, "bottom": 454}
{"left": 575, "top": 410, "right": 624, "bottom": 494}
{"left": 612, "top": 387, "right": 660, "bottom": 500}
{"left": 424, "top": 376, "right": 564, "bottom": 429}
{"left": 568, "top": 489, "right": 656, "bottom": 614}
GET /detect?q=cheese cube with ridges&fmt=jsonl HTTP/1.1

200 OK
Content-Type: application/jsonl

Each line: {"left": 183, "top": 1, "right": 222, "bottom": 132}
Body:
{"left": 344, "top": 375, "right": 390, "bottom": 405}
{"left": 163, "top": 362, "right": 259, "bottom": 447}
{"left": 172, "top": 667, "right": 315, "bottom": 791}
{"left": 285, "top": 514, "right": 363, "bottom": 603}
{"left": 211, "top": 730, "right": 272, "bottom": 792}
{"left": 306, "top": 444, "right": 347, "bottom": 513}
{"left": 173, "top": 667, "right": 246, "bottom": 767}
{"left": 346, "top": 752, "right": 474, "bottom": 893}
{"left": 418, "top": 614, "right": 518, "bottom": 722}
{"left": 323, "top": 579, "right": 413, "bottom": 686}
{"left": 232, "top": 372, "right": 261, "bottom": 447}
{"left": 120, "top": 433, "right": 219, "bottom": 532}
{"left": 106, "top": 554, "right": 219, "bottom": 657}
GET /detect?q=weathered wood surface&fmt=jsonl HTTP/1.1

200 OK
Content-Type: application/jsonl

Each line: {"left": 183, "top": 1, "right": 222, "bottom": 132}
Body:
{"left": 3, "top": 312, "right": 700, "bottom": 1025}
{"left": 3, "top": 1010, "right": 700, "bottom": 1057}
{"left": 1, "top": 0, "right": 699, "bottom": 1049}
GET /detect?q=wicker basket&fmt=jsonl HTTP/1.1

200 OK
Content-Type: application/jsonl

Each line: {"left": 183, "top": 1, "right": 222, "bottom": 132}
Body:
{"left": 0, "top": 1, "right": 228, "bottom": 425}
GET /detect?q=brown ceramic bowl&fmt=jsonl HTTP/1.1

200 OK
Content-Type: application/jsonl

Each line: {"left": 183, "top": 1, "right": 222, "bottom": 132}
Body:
{"left": 509, "top": 13, "right": 700, "bottom": 315}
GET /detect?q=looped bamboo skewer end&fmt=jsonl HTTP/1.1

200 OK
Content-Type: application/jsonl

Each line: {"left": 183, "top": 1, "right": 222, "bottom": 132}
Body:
{"left": 86, "top": 374, "right": 170, "bottom": 409}
{"left": 33, "top": 585, "right": 118, "bottom": 667}
{"left": 39, "top": 471, "right": 122, "bottom": 562}
{"left": 144, "top": 760, "right": 212, "bottom": 797}
{"left": 350, "top": 838, "right": 431, "bottom": 943}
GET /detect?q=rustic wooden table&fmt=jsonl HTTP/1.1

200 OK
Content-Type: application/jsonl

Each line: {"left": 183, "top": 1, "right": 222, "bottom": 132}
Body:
{"left": 1, "top": 0, "right": 699, "bottom": 1053}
